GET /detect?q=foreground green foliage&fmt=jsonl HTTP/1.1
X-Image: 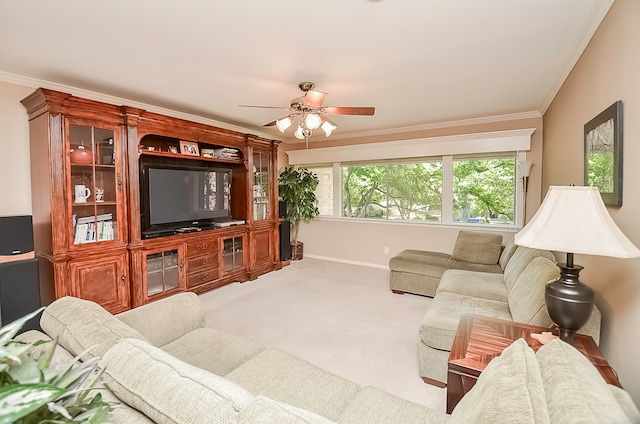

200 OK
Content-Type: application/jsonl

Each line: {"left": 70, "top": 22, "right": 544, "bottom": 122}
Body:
{"left": 0, "top": 309, "right": 112, "bottom": 424}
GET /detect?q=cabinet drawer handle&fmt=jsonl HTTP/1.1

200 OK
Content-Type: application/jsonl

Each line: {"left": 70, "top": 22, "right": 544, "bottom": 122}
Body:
{"left": 197, "top": 258, "right": 208, "bottom": 265}
{"left": 198, "top": 274, "right": 209, "bottom": 281}
{"left": 197, "top": 243, "right": 208, "bottom": 250}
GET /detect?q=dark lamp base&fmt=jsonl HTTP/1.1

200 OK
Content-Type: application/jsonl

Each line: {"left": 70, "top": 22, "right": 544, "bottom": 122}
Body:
{"left": 545, "top": 263, "right": 594, "bottom": 345}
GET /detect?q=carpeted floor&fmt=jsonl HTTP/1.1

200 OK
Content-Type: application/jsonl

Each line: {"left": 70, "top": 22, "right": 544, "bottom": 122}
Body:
{"left": 198, "top": 257, "right": 446, "bottom": 412}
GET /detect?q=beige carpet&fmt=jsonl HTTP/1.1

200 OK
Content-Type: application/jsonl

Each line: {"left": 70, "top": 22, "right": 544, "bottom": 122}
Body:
{"left": 198, "top": 257, "right": 446, "bottom": 412}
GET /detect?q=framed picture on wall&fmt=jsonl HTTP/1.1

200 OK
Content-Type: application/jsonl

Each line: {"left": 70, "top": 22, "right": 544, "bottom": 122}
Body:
{"left": 584, "top": 100, "right": 623, "bottom": 206}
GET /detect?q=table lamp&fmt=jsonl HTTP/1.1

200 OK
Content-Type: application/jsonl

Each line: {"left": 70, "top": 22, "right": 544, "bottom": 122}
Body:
{"left": 514, "top": 185, "right": 640, "bottom": 344}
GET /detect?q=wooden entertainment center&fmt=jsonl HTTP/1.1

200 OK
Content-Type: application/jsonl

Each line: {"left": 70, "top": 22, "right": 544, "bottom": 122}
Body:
{"left": 22, "top": 88, "right": 281, "bottom": 313}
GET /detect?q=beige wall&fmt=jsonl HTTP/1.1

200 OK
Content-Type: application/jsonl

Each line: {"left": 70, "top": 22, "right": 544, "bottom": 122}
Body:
{"left": 281, "top": 117, "right": 544, "bottom": 267}
{"left": 0, "top": 81, "right": 34, "bottom": 216}
{"left": 543, "top": 0, "right": 640, "bottom": 405}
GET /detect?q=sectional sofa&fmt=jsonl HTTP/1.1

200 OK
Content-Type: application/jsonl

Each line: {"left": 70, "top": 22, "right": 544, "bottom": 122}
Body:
{"left": 15, "top": 292, "right": 639, "bottom": 423}
{"left": 389, "top": 231, "right": 601, "bottom": 386}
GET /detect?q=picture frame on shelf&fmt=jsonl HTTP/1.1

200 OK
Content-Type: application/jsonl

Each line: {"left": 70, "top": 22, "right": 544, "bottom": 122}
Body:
{"left": 584, "top": 100, "right": 623, "bottom": 206}
{"left": 179, "top": 140, "right": 199, "bottom": 156}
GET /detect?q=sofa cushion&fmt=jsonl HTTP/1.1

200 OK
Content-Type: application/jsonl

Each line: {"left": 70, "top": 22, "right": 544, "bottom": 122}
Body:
{"left": 419, "top": 291, "right": 511, "bottom": 351}
{"left": 389, "top": 250, "right": 454, "bottom": 277}
{"left": 607, "top": 385, "right": 640, "bottom": 423}
{"left": 389, "top": 249, "right": 503, "bottom": 277}
{"left": 507, "top": 256, "right": 558, "bottom": 327}
{"left": 162, "top": 327, "right": 265, "bottom": 375}
{"left": 503, "top": 246, "right": 555, "bottom": 293}
{"left": 436, "top": 269, "right": 507, "bottom": 302}
{"left": 225, "top": 348, "right": 361, "bottom": 422}
{"left": 238, "top": 395, "right": 337, "bottom": 424}
{"left": 116, "top": 292, "right": 205, "bottom": 347}
{"left": 451, "top": 230, "right": 503, "bottom": 265}
{"left": 40, "top": 296, "right": 147, "bottom": 359}
{"left": 337, "top": 386, "right": 447, "bottom": 424}
{"left": 449, "top": 338, "right": 550, "bottom": 423}
{"left": 498, "top": 239, "right": 518, "bottom": 271}
{"left": 101, "top": 338, "right": 254, "bottom": 424}
{"left": 537, "top": 339, "right": 636, "bottom": 423}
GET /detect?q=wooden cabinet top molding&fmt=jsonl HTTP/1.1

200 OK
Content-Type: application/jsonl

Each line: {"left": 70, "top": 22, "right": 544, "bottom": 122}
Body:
{"left": 21, "top": 88, "right": 126, "bottom": 125}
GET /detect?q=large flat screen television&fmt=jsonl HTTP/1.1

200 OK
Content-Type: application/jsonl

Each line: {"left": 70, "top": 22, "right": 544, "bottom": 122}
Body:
{"left": 140, "top": 163, "right": 232, "bottom": 237}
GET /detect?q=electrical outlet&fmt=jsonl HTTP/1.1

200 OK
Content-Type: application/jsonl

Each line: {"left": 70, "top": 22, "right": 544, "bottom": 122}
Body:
{"left": 384, "top": 246, "right": 389, "bottom": 254}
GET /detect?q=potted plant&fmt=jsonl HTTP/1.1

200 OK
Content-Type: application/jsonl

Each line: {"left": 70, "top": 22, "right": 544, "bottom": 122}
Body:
{"left": 278, "top": 166, "right": 320, "bottom": 260}
{"left": 0, "top": 309, "right": 113, "bottom": 423}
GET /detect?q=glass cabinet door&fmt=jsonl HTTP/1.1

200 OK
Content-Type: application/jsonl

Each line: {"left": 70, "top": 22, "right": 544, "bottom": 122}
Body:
{"left": 146, "top": 249, "right": 181, "bottom": 297}
{"left": 223, "top": 237, "right": 244, "bottom": 273}
{"left": 69, "top": 123, "right": 120, "bottom": 245}
{"left": 253, "top": 152, "right": 271, "bottom": 221}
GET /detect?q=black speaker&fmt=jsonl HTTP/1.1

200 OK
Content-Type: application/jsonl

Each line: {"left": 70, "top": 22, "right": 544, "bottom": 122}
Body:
{"left": 0, "top": 259, "right": 41, "bottom": 332}
{"left": 278, "top": 200, "right": 287, "bottom": 219}
{"left": 0, "top": 215, "right": 34, "bottom": 256}
{"left": 279, "top": 220, "right": 291, "bottom": 261}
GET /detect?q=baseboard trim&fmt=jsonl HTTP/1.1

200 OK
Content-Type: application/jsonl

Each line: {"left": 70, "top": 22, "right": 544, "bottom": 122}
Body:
{"left": 303, "top": 254, "right": 389, "bottom": 270}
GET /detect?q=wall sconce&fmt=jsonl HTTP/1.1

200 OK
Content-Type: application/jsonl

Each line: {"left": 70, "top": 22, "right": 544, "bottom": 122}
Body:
{"left": 518, "top": 160, "right": 533, "bottom": 193}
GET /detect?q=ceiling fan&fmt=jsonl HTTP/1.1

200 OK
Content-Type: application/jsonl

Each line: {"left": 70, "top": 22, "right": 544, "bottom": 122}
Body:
{"left": 240, "top": 82, "right": 375, "bottom": 140}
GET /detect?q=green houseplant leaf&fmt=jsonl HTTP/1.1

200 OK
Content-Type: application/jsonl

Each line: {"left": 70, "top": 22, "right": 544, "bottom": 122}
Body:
{"left": 0, "top": 383, "right": 64, "bottom": 424}
{"left": 278, "top": 166, "right": 320, "bottom": 247}
{"left": 0, "top": 309, "right": 113, "bottom": 423}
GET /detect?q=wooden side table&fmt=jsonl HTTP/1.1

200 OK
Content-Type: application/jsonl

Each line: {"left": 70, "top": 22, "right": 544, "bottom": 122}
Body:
{"left": 446, "top": 314, "right": 621, "bottom": 414}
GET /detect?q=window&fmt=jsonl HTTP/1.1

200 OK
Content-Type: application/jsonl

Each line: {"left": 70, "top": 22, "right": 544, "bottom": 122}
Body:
{"left": 341, "top": 162, "right": 442, "bottom": 221}
{"left": 452, "top": 158, "right": 515, "bottom": 225}
{"left": 310, "top": 154, "right": 518, "bottom": 227}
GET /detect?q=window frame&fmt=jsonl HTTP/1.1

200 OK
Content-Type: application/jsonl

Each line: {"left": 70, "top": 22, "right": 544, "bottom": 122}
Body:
{"left": 307, "top": 150, "right": 527, "bottom": 228}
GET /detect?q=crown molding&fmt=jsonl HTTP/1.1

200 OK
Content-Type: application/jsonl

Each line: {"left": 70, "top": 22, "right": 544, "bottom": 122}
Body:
{"left": 0, "top": 71, "right": 279, "bottom": 140}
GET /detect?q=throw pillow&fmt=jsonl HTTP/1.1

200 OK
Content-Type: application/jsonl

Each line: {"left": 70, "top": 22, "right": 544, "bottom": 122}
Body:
{"left": 451, "top": 230, "right": 503, "bottom": 265}
{"left": 537, "top": 339, "right": 636, "bottom": 423}
{"left": 449, "top": 338, "right": 550, "bottom": 423}
{"left": 498, "top": 239, "right": 518, "bottom": 270}
{"left": 40, "top": 296, "right": 148, "bottom": 359}
{"left": 101, "top": 338, "right": 254, "bottom": 424}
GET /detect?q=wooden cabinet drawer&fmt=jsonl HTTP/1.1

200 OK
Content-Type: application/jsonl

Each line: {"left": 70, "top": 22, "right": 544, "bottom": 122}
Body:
{"left": 186, "top": 239, "right": 218, "bottom": 256}
{"left": 186, "top": 253, "right": 218, "bottom": 274}
{"left": 186, "top": 267, "right": 219, "bottom": 289}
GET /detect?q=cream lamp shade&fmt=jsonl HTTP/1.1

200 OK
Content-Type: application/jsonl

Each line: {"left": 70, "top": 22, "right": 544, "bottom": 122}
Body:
{"left": 515, "top": 185, "right": 640, "bottom": 258}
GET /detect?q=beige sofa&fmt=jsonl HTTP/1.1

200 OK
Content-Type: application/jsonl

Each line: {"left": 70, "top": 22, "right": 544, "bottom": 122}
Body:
{"left": 417, "top": 241, "right": 602, "bottom": 385}
{"left": 16, "top": 292, "right": 634, "bottom": 424}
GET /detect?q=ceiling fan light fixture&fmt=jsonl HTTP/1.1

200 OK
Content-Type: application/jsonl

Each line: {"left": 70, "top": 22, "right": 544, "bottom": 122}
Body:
{"left": 275, "top": 117, "right": 292, "bottom": 133}
{"left": 294, "top": 125, "right": 305, "bottom": 140}
{"left": 321, "top": 120, "right": 337, "bottom": 137}
{"left": 304, "top": 113, "right": 322, "bottom": 130}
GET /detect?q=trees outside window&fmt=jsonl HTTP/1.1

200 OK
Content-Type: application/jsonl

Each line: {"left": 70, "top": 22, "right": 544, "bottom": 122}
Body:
{"left": 310, "top": 154, "right": 517, "bottom": 227}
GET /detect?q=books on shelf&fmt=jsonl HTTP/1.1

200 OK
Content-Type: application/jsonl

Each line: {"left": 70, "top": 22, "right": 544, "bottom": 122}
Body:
{"left": 73, "top": 214, "right": 115, "bottom": 244}
{"left": 213, "top": 148, "right": 239, "bottom": 159}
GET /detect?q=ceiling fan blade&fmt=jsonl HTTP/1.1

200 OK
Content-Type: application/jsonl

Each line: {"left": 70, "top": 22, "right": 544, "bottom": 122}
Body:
{"left": 303, "top": 90, "right": 327, "bottom": 107}
{"left": 239, "top": 105, "right": 291, "bottom": 110}
{"left": 324, "top": 106, "right": 375, "bottom": 116}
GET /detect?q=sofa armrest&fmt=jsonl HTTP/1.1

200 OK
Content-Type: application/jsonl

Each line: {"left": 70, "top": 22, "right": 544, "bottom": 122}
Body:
{"left": 116, "top": 292, "right": 206, "bottom": 347}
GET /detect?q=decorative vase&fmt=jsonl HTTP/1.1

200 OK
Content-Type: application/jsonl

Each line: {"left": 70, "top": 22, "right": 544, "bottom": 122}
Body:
{"left": 70, "top": 145, "right": 93, "bottom": 164}
{"left": 291, "top": 241, "right": 304, "bottom": 260}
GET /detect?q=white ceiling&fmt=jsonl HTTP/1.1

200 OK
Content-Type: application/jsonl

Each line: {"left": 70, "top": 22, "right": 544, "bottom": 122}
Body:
{"left": 0, "top": 0, "right": 613, "bottom": 143}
